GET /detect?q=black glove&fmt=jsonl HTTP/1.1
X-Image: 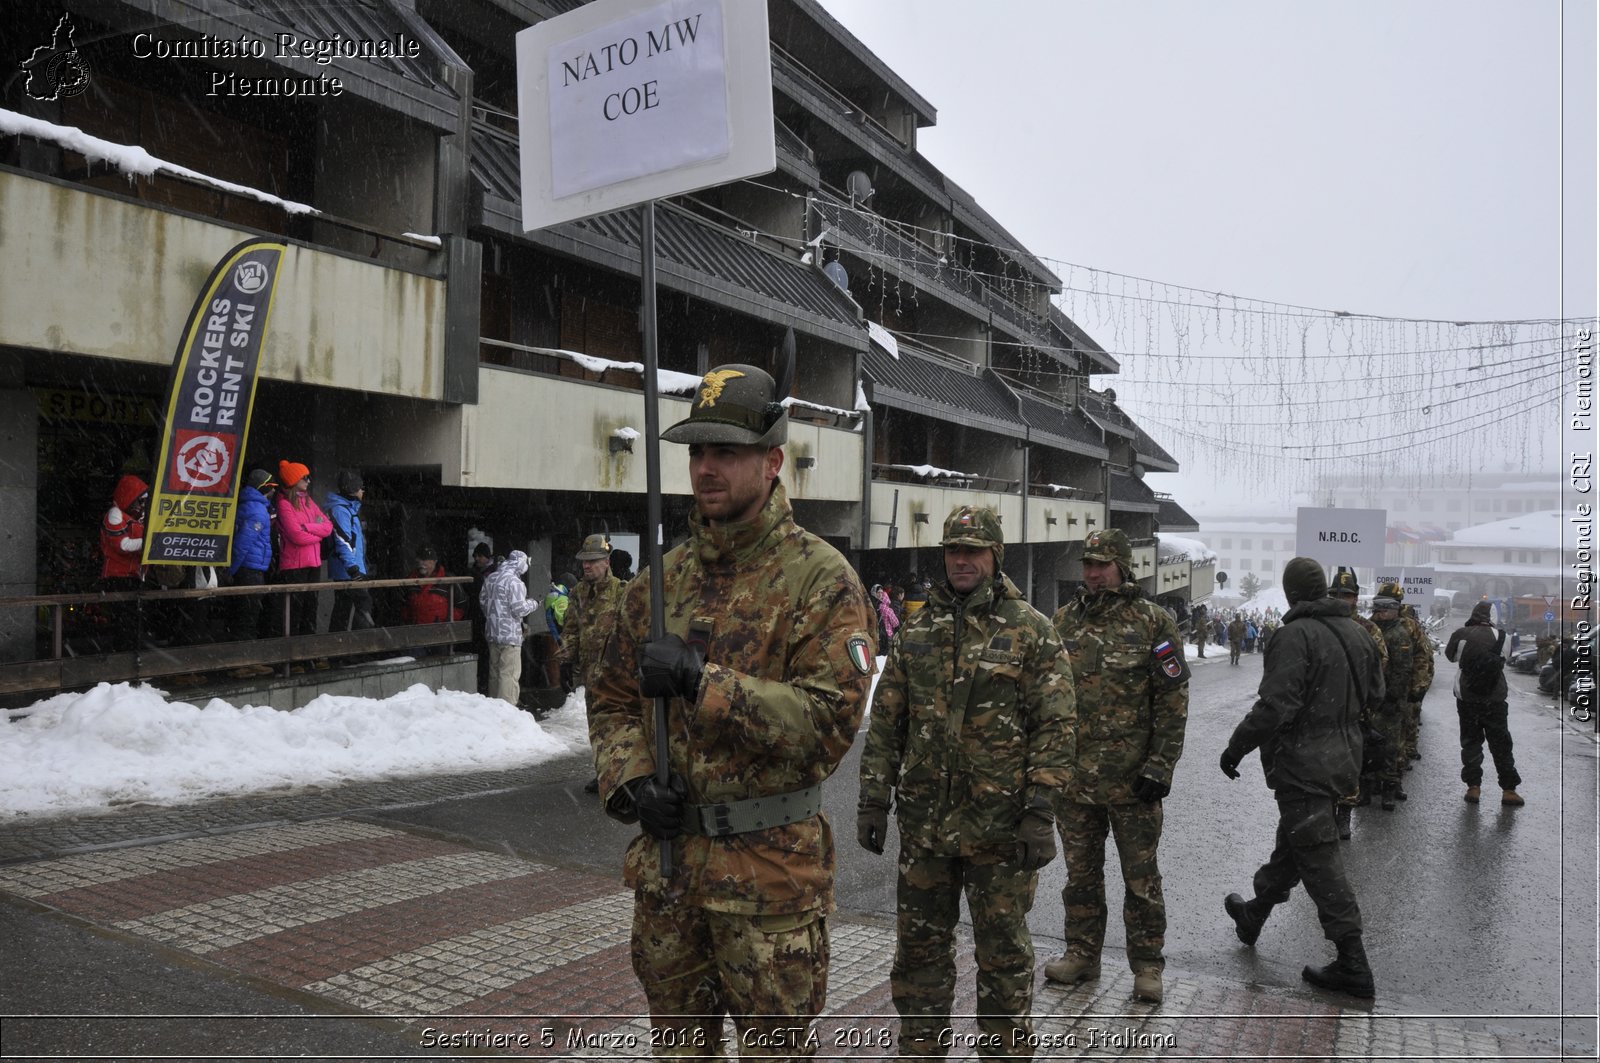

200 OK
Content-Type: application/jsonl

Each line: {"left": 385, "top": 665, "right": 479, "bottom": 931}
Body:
{"left": 638, "top": 634, "right": 705, "bottom": 701}
{"left": 1130, "top": 774, "right": 1171, "bottom": 804}
{"left": 1219, "top": 748, "right": 1242, "bottom": 780}
{"left": 350, "top": 569, "right": 365, "bottom": 580}
{"left": 857, "top": 801, "right": 889, "bottom": 855}
{"left": 1016, "top": 808, "right": 1057, "bottom": 870}
{"left": 632, "top": 773, "right": 688, "bottom": 840}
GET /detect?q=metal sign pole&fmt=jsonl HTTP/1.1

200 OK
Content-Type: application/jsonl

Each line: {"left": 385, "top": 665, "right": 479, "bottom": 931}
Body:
{"left": 640, "top": 201, "right": 672, "bottom": 877}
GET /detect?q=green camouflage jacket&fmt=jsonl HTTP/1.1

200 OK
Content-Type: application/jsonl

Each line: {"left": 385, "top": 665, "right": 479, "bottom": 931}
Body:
{"left": 1374, "top": 616, "right": 1415, "bottom": 716}
{"left": 562, "top": 571, "right": 627, "bottom": 690}
{"left": 1398, "top": 609, "right": 1435, "bottom": 700}
{"left": 1052, "top": 583, "right": 1189, "bottom": 805}
{"left": 588, "top": 481, "right": 876, "bottom": 916}
{"left": 858, "top": 572, "right": 1077, "bottom": 857}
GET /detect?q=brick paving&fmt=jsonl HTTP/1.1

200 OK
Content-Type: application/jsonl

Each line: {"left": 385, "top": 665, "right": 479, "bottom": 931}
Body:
{"left": 0, "top": 811, "right": 1577, "bottom": 1061}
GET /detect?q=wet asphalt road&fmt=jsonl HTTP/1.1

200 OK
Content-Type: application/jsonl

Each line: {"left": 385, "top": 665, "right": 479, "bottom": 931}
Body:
{"left": 379, "top": 646, "right": 1598, "bottom": 1025}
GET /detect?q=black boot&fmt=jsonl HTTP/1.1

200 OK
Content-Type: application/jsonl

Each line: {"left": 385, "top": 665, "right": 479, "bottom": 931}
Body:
{"left": 1302, "top": 934, "right": 1375, "bottom": 998}
{"left": 1224, "top": 893, "right": 1271, "bottom": 946}
{"left": 1335, "top": 805, "right": 1352, "bottom": 840}
{"left": 1393, "top": 782, "right": 1407, "bottom": 802}
{"left": 1380, "top": 783, "right": 1396, "bottom": 811}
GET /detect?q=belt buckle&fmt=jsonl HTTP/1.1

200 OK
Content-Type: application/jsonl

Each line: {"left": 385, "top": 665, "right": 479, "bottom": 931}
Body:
{"left": 702, "top": 803, "right": 732, "bottom": 837}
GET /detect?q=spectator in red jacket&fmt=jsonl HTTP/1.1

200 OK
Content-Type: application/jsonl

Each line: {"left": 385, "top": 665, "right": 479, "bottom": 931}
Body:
{"left": 403, "top": 546, "right": 465, "bottom": 626}
{"left": 99, "top": 473, "right": 149, "bottom": 651}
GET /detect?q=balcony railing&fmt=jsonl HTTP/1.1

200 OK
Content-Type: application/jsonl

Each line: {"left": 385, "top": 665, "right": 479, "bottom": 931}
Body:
{"left": 872, "top": 463, "right": 1018, "bottom": 494}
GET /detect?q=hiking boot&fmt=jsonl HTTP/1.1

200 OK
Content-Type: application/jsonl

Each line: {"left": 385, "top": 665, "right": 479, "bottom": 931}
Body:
{"left": 1380, "top": 785, "right": 1396, "bottom": 811}
{"left": 583, "top": 777, "right": 600, "bottom": 794}
{"left": 1392, "top": 783, "right": 1407, "bottom": 802}
{"left": 1224, "top": 893, "right": 1269, "bottom": 946}
{"left": 1302, "top": 934, "right": 1375, "bottom": 998}
{"left": 1131, "top": 968, "right": 1163, "bottom": 1003}
{"left": 1042, "top": 953, "right": 1101, "bottom": 985}
{"left": 1335, "top": 805, "right": 1352, "bottom": 840}
{"left": 1502, "top": 789, "right": 1525, "bottom": 807}
{"left": 1464, "top": 785, "right": 1481, "bottom": 804}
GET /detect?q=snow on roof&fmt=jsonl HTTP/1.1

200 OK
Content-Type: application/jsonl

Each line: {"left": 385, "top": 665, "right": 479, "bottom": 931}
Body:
{"left": 1447, "top": 510, "right": 1571, "bottom": 549}
{"left": 1158, "top": 534, "right": 1217, "bottom": 563}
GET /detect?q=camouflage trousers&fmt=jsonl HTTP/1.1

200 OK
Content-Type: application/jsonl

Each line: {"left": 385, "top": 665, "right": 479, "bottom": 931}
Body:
{"left": 892, "top": 850, "right": 1038, "bottom": 1059}
{"left": 1250, "top": 793, "right": 1362, "bottom": 942}
{"left": 1400, "top": 698, "right": 1422, "bottom": 760}
{"left": 631, "top": 890, "right": 828, "bottom": 1061}
{"left": 1370, "top": 702, "right": 1407, "bottom": 784}
{"left": 1057, "top": 801, "right": 1166, "bottom": 972}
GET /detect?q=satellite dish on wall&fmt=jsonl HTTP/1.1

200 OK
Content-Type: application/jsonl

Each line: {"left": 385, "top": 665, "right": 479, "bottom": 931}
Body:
{"left": 1131, "top": 463, "right": 1146, "bottom": 480}
{"left": 823, "top": 259, "right": 850, "bottom": 291}
{"left": 1103, "top": 387, "right": 1117, "bottom": 403}
{"left": 846, "top": 170, "right": 874, "bottom": 206}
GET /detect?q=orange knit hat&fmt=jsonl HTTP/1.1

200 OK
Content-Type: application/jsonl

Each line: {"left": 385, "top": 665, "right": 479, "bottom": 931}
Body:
{"left": 278, "top": 460, "right": 310, "bottom": 488}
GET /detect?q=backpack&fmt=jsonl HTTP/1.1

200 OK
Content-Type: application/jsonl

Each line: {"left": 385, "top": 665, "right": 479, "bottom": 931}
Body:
{"left": 1460, "top": 630, "right": 1506, "bottom": 693}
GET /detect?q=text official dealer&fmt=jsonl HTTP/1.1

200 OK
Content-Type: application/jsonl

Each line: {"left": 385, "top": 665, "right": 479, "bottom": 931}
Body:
{"left": 131, "top": 32, "right": 422, "bottom": 97}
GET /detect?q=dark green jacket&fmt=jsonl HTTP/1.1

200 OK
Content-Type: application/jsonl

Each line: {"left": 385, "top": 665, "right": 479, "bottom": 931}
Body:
{"left": 1227, "top": 596, "right": 1384, "bottom": 799}
{"left": 860, "top": 572, "right": 1077, "bottom": 857}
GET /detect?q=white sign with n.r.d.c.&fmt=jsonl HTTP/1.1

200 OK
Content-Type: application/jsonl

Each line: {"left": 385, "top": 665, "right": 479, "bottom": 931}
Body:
{"left": 516, "top": 0, "right": 775, "bottom": 230}
{"left": 1295, "top": 507, "right": 1387, "bottom": 568}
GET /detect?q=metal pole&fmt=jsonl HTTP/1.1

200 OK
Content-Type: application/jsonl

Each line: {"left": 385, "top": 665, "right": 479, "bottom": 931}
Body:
{"left": 641, "top": 201, "right": 672, "bottom": 877}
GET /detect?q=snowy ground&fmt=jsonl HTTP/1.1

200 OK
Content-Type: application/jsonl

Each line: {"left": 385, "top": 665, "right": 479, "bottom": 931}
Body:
{"left": 0, "top": 683, "right": 591, "bottom": 819}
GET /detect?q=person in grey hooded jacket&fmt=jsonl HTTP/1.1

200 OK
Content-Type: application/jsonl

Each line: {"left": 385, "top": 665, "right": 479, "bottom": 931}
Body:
{"left": 480, "top": 549, "right": 539, "bottom": 706}
{"left": 1219, "top": 556, "right": 1384, "bottom": 999}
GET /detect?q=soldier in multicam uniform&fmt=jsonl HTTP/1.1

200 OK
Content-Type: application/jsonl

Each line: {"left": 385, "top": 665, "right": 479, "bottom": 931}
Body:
{"left": 857, "top": 505, "right": 1077, "bottom": 1059}
{"left": 1044, "top": 528, "right": 1189, "bottom": 1005}
{"left": 1377, "top": 581, "right": 1434, "bottom": 773}
{"left": 565, "top": 533, "right": 628, "bottom": 795}
{"left": 588, "top": 364, "right": 876, "bottom": 1060}
{"left": 1369, "top": 593, "right": 1414, "bottom": 812}
{"left": 1327, "top": 568, "right": 1386, "bottom": 838}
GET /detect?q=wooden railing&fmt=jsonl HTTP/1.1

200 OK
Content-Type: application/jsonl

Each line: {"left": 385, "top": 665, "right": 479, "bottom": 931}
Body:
{"left": 0, "top": 577, "right": 474, "bottom": 697}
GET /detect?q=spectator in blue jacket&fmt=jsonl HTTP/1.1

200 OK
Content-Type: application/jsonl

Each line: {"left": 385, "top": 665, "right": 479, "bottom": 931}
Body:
{"left": 326, "top": 469, "right": 373, "bottom": 631}
{"left": 228, "top": 469, "right": 277, "bottom": 670}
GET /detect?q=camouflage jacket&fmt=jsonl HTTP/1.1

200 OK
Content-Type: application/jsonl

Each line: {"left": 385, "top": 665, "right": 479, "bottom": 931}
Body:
{"left": 587, "top": 481, "right": 876, "bottom": 916}
{"left": 561, "top": 571, "right": 627, "bottom": 690}
{"left": 1399, "top": 608, "right": 1435, "bottom": 700}
{"left": 1052, "top": 584, "right": 1189, "bottom": 805}
{"left": 1350, "top": 613, "right": 1388, "bottom": 724}
{"left": 858, "top": 573, "right": 1077, "bottom": 857}
{"left": 1373, "top": 616, "right": 1415, "bottom": 717}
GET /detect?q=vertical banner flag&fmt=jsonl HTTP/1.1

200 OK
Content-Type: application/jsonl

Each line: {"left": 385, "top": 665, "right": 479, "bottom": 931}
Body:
{"left": 143, "top": 239, "right": 287, "bottom": 566}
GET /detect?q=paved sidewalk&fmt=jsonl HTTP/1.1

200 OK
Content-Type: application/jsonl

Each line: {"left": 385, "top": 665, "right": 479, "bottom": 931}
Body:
{"left": 0, "top": 782, "right": 1580, "bottom": 1062}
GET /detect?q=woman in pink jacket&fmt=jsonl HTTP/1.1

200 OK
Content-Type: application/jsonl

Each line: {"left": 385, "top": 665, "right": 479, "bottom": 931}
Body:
{"left": 275, "top": 460, "right": 333, "bottom": 636}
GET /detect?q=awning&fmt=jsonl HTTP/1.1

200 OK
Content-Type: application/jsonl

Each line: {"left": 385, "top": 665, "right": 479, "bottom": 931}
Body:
{"left": 1110, "top": 472, "right": 1160, "bottom": 513}
{"left": 1158, "top": 496, "right": 1200, "bottom": 531}
{"left": 863, "top": 341, "right": 1026, "bottom": 440}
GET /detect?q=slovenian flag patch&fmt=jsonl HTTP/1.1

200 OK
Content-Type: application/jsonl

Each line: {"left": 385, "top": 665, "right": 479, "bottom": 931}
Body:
{"left": 1154, "top": 639, "right": 1184, "bottom": 678}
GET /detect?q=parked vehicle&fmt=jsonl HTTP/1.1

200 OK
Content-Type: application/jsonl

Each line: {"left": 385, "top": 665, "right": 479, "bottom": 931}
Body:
{"left": 1509, "top": 645, "right": 1540, "bottom": 674}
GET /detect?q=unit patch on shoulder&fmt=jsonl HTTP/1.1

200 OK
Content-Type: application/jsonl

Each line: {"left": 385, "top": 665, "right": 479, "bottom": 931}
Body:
{"left": 847, "top": 635, "right": 874, "bottom": 675}
{"left": 1152, "top": 638, "right": 1190, "bottom": 686}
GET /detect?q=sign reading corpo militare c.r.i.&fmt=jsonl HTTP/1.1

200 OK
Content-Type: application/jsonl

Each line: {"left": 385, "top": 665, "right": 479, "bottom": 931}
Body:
{"left": 144, "top": 240, "right": 286, "bottom": 566}
{"left": 1295, "top": 507, "right": 1387, "bottom": 569}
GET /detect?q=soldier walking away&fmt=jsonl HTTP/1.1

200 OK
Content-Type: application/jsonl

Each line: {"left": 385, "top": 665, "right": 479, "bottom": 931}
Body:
{"left": 1445, "top": 602, "right": 1523, "bottom": 806}
{"left": 1227, "top": 615, "right": 1246, "bottom": 665}
{"left": 1327, "top": 568, "right": 1387, "bottom": 838}
{"left": 858, "top": 505, "right": 1077, "bottom": 1057}
{"left": 1192, "top": 604, "right": 1209, "bottom": 658}
{"left": 1377, "top": 581, "right": 1435, "bottom": 768}
{"left": 1220, "top": 557, "right": 1383, "bottom": 999}
{"left": 1369, "top": 594, "right": 1414, "bottom": 811}
{"left": 1045, "top": 528, "right": 1189, "bottom": 1005}
{"left": 564, "top": 533, "right": 627, "bottom": 795}
{"left": 480, "top": 550, "right": 539, "bottom": 707}
{"left": 587, "top": 363, "right": 877, "bottom": 1058}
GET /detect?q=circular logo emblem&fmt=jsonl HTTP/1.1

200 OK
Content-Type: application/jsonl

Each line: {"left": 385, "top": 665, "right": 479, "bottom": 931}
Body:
{"left": 46, "top": 52, "right": 92, "bottom": 99}
{"left": 233, "top": 260, "right": 270, "bottom": 295}
{"left": 175, "top": 435, "right": 231, "bottom": 489}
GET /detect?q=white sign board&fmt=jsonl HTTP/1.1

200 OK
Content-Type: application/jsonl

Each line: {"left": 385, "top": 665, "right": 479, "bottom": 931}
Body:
{"left": 1375, "top": 567, "right": 1438, "bottom": 612}
{"left": 1295, "top": 507, "right": 1387, "bottom": 568}
{"left": 516, "top": 0, "right": 775, "bottom": 231}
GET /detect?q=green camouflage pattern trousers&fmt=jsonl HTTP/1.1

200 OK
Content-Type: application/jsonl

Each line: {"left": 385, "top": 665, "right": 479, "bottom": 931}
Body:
{"left": 631, "top": 889, "right": 827, "bottom": 1060}
{"left": 1057, "top": 800, "right": 1166, "bottom": 972}
{"left": 892, "top": 850, "right": 1038, "bottom": 1058}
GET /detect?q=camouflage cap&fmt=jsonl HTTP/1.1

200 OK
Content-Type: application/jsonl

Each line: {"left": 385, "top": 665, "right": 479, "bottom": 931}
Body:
{"left": 1376, "top": 580, "right": 1404, "bottom": 600}
{"left": 660, "top": 363, "right": 787, "bottom": 447}
{"left": 1329, "top": 567, "right": 1361, "bottom": 597}
{"left": 942, "top": 504, "right": 1003, "bottom": 548}
{"left": 1082, "top": 527, "right": 1133, "bottom": 566}
{"left": 575, "top": 533, "right": 612, "bottom": 561}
